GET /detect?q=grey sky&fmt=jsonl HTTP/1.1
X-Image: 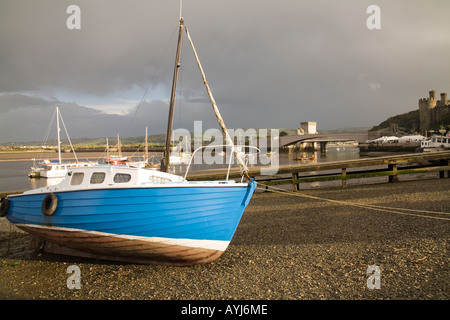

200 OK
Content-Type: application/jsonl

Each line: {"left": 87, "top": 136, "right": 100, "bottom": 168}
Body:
{"left": 0, "top": 0, "right": 449, "bottom": 143}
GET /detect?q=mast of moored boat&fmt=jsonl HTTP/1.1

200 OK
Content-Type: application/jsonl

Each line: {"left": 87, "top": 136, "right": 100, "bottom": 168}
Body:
{"left": 145, "top": 126, "right": 149, "bottom": 163}
{"left": 161, "top": 18, "right": 184, "bottom": 173}
{"left": 56, "top": 106, "right": 62, "bottom": 164}
{"left": 106, "top": 137, "right": 109, "bottom": 158}
{"left": 117, "top": 134, "right": 122, "bottom": 158}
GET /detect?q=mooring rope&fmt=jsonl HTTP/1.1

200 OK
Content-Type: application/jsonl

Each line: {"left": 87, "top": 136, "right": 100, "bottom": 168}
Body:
{"left": 256, "top": 183, "right": 450, "bottom": 221}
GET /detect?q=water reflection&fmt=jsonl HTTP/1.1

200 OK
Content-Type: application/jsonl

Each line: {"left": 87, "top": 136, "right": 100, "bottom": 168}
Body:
{"left": 169, "top": 147, "right": 360, "bottom": 175}
{"left": 28, "top": 176, "right": 63, "bottom": 190}
{"left": 0, "top": 147, "right": 360, "bottom": 193}
{"left": 286, "top": 146, "right": 359, "bottom": 165}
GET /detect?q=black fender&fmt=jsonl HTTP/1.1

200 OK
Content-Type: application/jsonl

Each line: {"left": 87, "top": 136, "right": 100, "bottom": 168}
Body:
{"left": 0, "top": 198, "right": 10, "bottom": 217}
{"left": 41, "top": 193, "right": 58, "bottom": 216}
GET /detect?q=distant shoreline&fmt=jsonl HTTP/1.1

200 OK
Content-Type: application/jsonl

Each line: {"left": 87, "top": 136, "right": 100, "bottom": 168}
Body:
{"left": 0, "top": 150, "right": 160, "bottom": 161}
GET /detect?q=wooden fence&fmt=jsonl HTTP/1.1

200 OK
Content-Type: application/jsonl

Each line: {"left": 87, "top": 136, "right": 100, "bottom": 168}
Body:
{"left": 187, "top": 151, "right": 450, "bottom": 191}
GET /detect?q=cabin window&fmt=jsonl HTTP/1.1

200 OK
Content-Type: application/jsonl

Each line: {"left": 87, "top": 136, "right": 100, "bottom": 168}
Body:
{"left": 114, "top": 173, "right": 131, "bottom": 183}
{"left": 90, "top": 172, "right": 106, "bottom": 184}
{"left": 70, "top": 172, "right": 84, "bottom": 185}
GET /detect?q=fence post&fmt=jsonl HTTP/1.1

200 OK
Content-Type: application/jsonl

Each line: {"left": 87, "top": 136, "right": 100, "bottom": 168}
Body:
{"left": 292, "top": 172, "right": 299, "bottom": 191}
{"left": 388, "top": 164, "right": 398, "bottom": 183}
{"left": 342, "top": 168, "right": 347, "bottom": 188}
{"left": 439, "top": 159, "right": 449, "bottom": 178}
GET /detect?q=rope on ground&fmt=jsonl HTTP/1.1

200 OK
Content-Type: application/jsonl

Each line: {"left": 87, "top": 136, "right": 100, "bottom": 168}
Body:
{"left": 256, "top": 183, "right": 450, "bottom": 221}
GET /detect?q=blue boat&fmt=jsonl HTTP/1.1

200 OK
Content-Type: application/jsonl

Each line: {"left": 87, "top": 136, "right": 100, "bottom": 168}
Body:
{"left": 3, "top": 166, "right": 256, "bottom": 265}
{"left": 1, "top": 16, "right": 257, "bottom": 265}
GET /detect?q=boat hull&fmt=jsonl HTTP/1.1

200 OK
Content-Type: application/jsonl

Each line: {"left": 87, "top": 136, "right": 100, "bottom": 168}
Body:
{"left": 25, "top": 226, "right": 225, "bottom": 266}
{"left": 6, "top": 182, "right": 256, "bottom": 265}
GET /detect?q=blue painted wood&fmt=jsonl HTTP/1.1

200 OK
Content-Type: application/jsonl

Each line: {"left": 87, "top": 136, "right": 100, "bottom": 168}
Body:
{"left": 7, "top": 182, "right": 257, "bottom": 242}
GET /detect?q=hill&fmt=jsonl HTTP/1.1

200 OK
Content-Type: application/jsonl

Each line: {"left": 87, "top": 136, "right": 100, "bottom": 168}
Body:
{"left": 370, "top": 105, "right": 450, "bottom": 134}
{"left": 0, "top": 134, "right": 167, "bottom": 147}
{"left": 369, "top": 110, "right": 420, "bottom": 133}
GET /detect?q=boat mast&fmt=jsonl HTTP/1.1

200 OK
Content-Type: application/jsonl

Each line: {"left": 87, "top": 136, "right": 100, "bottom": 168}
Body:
{"left": 161, "top": 18, "right": 184, "bottom": 173}
{"left": 145, "top": 126, "right": 149, "bottom": 162}
{"left": 106, "top": 137, "right": 109, "bottom": 158}
{"left": 56, "top": 106, "right": 61, "bottom": 164}
{"left": 117, "top": 134, "right": 122, "bottom": 158}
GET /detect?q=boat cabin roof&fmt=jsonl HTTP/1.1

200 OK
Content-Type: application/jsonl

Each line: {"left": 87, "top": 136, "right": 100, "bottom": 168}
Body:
{"left": 23, "top": 165, "right": 186, "bottom": 194}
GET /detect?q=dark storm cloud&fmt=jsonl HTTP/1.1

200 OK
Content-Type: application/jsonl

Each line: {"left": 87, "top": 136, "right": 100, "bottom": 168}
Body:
{"left": 0, "top": 92, "right": 176, "bottom": 143}
{"left": 0, "top": 0, "right": 449, "bottom": 143}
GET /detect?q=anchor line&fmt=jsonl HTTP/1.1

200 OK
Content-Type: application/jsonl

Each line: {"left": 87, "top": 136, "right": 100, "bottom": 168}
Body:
{"left": 256, "top": 183, "right": 450, "bottom": 221}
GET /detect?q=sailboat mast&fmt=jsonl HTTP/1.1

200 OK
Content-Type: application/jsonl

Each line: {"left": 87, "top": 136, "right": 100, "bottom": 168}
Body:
{"left": 145, "top": 126, "right": 149, "bottom": 162}
{"left": 56, "top": 106, "right": 61, "bottom": 163}
{"left": 118, "top": 134, "right": 122, "bottom": 158}
{"left": 106, "top": 137, "right": 109, "bottom": 158}
{"left": 161, "top": 18, "right": 184, "bottom": 173}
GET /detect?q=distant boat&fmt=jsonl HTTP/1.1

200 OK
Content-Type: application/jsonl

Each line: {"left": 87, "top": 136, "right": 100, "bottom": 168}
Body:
{"left": 169, "top": 152, "right": 192, "bottom": 165}
{"left": 28, "top": 107, "right": 97, "bottom": 178}
{"left": 39, "top": 160, "right": 96, "bottom": 178}
{"left": 295, "top": 154, "right": 315, "bottom": 161}
{"left": 28, "top": 158, "right": 44, "bottom": 178}
{"left": 417, "top": 134, "right": 450, "bottom": 153}
{"left": 105, "top": 129, "right": 153, "bottom": 168}
{"left": 104, "top": 135, "right": 130, "bottom": 166}
{"left": 3, "top": 15, "right": 256, "bottom": 266}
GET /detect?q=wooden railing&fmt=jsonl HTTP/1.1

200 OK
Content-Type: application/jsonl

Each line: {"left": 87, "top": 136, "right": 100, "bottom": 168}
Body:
{"left": 187, "top": 151, "right": 450, "bottom": 191}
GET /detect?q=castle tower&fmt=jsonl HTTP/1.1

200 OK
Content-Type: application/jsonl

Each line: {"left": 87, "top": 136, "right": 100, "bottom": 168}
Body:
{"left": 438, "top": 93, "right": 448, "bottom": 107}
{"left": 429, "top": 90, "right": 436, "bottom": 100}
{"left": 418, "top": 90, "right": 437, "bottom": 132}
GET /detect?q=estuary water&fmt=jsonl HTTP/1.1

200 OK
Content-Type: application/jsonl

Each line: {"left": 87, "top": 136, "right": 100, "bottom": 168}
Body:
{"left": 0, "top": 147, "right": 360, "bottom": 193}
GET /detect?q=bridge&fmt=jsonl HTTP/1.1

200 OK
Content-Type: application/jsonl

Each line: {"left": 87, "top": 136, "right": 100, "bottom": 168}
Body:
{"left": 278, "top": 132, "right": 369, "bottom": 151}
{"left": 279, "top": 132, "right": 369, "bottom": 147}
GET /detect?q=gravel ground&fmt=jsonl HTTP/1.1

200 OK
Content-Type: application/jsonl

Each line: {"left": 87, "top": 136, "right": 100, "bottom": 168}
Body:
{"left": 0, "top": 178, "right": 449, "bottom": 302}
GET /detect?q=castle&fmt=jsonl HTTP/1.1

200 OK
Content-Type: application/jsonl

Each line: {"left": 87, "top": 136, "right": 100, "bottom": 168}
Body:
{"left": 419, "top": 90, "right": 449, "bottom": 132}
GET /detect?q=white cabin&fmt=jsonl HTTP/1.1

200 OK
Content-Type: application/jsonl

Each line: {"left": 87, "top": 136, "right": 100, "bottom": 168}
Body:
{"left": 420, "top": 135, "right": 450, "bottom": 151}
{"left": 24, "top": 165, "right": 186, "bottom": 194}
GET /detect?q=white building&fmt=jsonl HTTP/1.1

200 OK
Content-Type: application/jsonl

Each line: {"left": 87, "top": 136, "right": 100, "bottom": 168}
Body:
{"left": 297, "top": 122, "right": 317, "bottom": 135}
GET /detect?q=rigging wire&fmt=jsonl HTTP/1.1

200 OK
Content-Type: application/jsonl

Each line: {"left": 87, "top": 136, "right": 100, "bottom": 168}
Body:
{"left": 58, "top": 108, "right": 79, "bottom": 162}
{"left": 256, "top": 183, "right": 450, "bottom": 221}
{"left": 35, "top": 108, "right": 57, "bottom": 162}
{"left": 127, "top": 25, "right": 179, "bottom": 132}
